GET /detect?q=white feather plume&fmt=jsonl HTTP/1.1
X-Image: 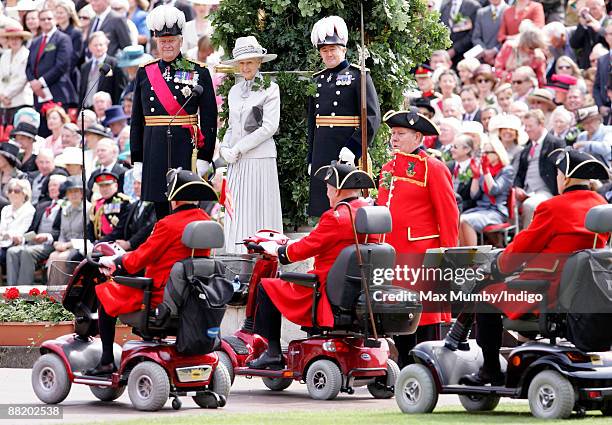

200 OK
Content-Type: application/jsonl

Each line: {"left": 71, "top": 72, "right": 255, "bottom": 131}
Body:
{"left": 310, "top": 16, "right": 348, "bottom": 47}
{"left": 146, "top": 5, "right": 186, "bottom": 33}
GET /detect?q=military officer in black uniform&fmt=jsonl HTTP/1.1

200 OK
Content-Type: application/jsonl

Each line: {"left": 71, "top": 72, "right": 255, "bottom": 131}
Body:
{"left": 130, "top": 5, "right": 217, "bottom": 219}
{"left": 87, "top": 172, "right": 131, "bottom": 243}
{"left": 307, "top": 16, "right": 381, "bottom": 217}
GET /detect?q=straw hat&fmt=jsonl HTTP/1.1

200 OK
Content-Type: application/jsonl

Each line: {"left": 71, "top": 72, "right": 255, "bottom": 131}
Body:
{"left": 220, "top": 36, "right": 276, "bottom": 65}
{"left": 527, "top": 88, "right": 556, "bottom": 110}
{"left": 56, "top": 147, "right": 83, "bottom": 167}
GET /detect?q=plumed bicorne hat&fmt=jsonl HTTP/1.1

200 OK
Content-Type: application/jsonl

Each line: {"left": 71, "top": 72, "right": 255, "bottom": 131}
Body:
{"left": 146, "top": 5, "right": 185, "bottom": 37}
{"left": 550, "top": 148, "right": 610, "bottom": 180}
{"left": 383, "top": 108, "right": 440, "bottom": 136}
{"left": 311, "top": 16, "right": 348, "bottom": 48}
{"left": 166, "top": 168, "right": 218, "bottom": 201}
{"left": 314, "top": 161, "right": 375, "bottom": 190}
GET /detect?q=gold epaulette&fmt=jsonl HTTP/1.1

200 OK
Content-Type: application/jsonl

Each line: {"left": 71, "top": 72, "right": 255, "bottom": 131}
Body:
{"left": 139, "top": 58, "right": 160, "bottom": 68}
{"left": 187, "top": 57, "right": 206, "bottom": 67}
{"left": 425, "top": 148, "right": 442, "bottom": 159}
{"left": 116, "top": 193, "right": 132, "bottom": 202}
{"left": 350, "top": 63, "right": 369, "bottom": 72}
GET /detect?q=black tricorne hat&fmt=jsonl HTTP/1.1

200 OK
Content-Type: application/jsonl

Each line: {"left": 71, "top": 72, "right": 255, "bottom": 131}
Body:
{"left": 0, "top": 142, "right": 22, "bottom": 168}
{"left": 314, "top": 161, "right": 375, "bottom": 190}
{"left": 383, "top": 108, "right": 440, "bottom": 136}
{"left": 411, "top": 98, "right": 436, "bottom": 117}
{"left": 166, "top": 168, "right": 218, "bottom": 201}
{"left": 552, "top": 148, "right": 610, "bottom": 180}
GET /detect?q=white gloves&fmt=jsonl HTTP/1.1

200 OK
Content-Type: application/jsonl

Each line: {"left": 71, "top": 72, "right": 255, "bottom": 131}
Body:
{"left": 196, "top": 160, "right": 210, "bottom": 176}
{"left": 259, "top": 241, "right": 279, "bottom": 256}
{"left": 339, "top": 147, "right": 356, "bottom": 165}
{"left": 308, "top": 163, "right": 311, "bottom": 176}
{"left": 99, "top": 256, "right": 117, "bottom": 276}
{"left": 221, "top": 146, "right": 240, "bottom": 164}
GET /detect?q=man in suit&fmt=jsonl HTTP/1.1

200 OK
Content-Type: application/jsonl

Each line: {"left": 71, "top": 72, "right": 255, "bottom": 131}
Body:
{"left": 439, "top": 0, "right": 481, "bottom": 66}
{"left": 28, "top": 148, "right": 69, "bottom": 206}
{"left": 89, "top": 0, "right": 132, "bottom": 57}
{"left": 26, "top": 9, "right": 77, "bottom": 131}
{"left": 87, "top": 138, "right": 127, "bottom": 193}
{"left": 80, "top": 31, "right": 126, "bottom": 107}
{"left": 593, "top": 22, "right": 612, "bottom": 116}
{"left": 115, "top": 169, "right": 156, "bottom": 252}
{"left": 5, "top": 174, "right": 66, "bottom": 285}
{"left": 514, "top": 110, "right": 565, "bottom": 228}
{"left": 471, "top": 0, "right": 508, "bottom": 65}
{"left": 460, "top": 85, "right": 481, "bottom": 123}
{"left": 569, "top": 0, "right": 608, "bottom": 69}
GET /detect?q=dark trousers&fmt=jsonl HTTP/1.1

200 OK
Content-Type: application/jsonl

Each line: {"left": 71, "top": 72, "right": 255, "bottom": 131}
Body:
{"left": 475, "top": 312, "right": 503, "bottom": 373}
{"left": 394, "top": 323, "right": 442, "bottom": 368}
{"left": 98, "top": 304, "right": 117, "bottom": 365}
{"left": 253, "top": 284, "right": 281, "bottom": 343}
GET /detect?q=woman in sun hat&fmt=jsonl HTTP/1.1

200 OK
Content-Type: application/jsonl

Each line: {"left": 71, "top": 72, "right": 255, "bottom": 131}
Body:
{"left": 0, "top": 21, "right": 34, "bottom": 137}
{"left": 488, "top": 113, "right": 528, "bottom": 168}
{"left": 0, "top": 143, "right": 28, "bottom": 209}
{"left": 219, "top": 35, "right": 282, "bottom": 254}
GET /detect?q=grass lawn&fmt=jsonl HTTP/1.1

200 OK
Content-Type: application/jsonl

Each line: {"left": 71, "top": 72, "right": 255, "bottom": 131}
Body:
{"left": 102, "top": 404, "right": 609, "bottom": 425}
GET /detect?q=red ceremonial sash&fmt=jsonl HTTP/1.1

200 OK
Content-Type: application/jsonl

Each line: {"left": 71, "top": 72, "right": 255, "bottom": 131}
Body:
{"left": 144, "top": 63, "right": 204, "bottom": 148}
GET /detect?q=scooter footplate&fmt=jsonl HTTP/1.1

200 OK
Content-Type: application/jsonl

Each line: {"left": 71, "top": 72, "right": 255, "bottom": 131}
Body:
{"left": 443, "top": 384, "right": 519, "bottom": 397}
{"left": 223, "top": 336, "right": 249, "bottom": 355}
{"left": 235, "top": 367, "right": 297, "bottom": 379}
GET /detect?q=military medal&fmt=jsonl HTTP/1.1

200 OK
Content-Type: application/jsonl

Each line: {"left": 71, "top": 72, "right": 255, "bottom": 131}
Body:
{"left": 163, "top": 66, "right": 172, "bottom": 82}
{"left": 326, "top": 73, "right": 333, "bottom": 83}
{"left": 181, "top": 86, "right": 192, "bottom": 97}
{"left": 406, "top": 162, "right": 416, "bottom": 177}
{"left": 336, "top": 74, "right": 352, "bottom": 86}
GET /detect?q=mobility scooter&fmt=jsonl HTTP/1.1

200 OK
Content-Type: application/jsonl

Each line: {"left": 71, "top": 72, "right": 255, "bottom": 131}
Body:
{"left": 31, "top": 221, "right": 233, "bottom": 411}
{"left": 395, "top": 204, "right": 612, "bottom": 419}
{"left": 218, "top": 205, "right": 423, "bottom": 400}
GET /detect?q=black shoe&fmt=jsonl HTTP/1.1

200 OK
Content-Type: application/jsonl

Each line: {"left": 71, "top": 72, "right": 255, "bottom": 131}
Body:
{"left": 460, "top": 368, "right": 505, "bottom": 386}
{"left": 84, "top": 362, "right": 117, "bottom": 376}
{"left": 246, "top": 351, "right": 284, "bottom": 370}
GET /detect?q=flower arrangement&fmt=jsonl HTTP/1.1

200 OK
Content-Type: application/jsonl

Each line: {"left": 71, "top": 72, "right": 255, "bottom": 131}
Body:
{"left": 0, "top": 288, "right": 73, "bottom": 323}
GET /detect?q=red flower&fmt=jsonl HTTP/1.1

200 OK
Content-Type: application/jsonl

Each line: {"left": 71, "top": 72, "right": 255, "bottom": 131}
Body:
{"left": 29, "top": 288, "right": 41, "bottom": 297}
{"left": 3, "top": 287, "right": 20, "bottom": 300}
{"left": 41, "top": 290, "right": 48, "bottom": 296}
{"left": 47, "top": 295, "right": 57, "bottom": 303}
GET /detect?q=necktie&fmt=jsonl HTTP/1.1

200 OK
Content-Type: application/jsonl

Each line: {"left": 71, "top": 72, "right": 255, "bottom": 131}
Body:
{"left": 529, "top": 142, "right": 537, "bottom": 158}
{"left": 451, "top": 0, "right": 460, "bottom": 20}
{"left": 491, "top": 6, "right": 497, "bottom": 20}
{"left": 453, "top": 164, "right": 459, "bottom": 178}
{"left": 34, "top": 35, "right": 47, "bottom": 78}
{"left": 91, "top": 17, "right": 100, "bottom": 33}
{"left": 45, "top": 201, "right": 55, "bottom": 217}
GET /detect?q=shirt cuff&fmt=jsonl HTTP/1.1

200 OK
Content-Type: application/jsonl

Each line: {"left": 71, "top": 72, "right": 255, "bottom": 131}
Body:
{"left": 38, "top": 77, "right": 47, "bottom": 88}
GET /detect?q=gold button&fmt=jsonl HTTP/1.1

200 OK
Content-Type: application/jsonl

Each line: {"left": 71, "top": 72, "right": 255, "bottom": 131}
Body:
{"left": 331, "top": 112, "right": 336, "bottom": 116}
{"left": 149, "top": 96, "right": 154, "bottom": 101}
{"left": 175, "top": 85, "right": 179, "bottom": 89}
{"left": 150, "top": 108, "right": 155, "bottom": 112}
{"left": 316, "top": 104, "right": 319, "bottom": 108}
{"left": 333, "top": 101, "right": 338, "bottom": 106}
{"left": 316, "top": 93, "right": 320, "bottom": 97}
{"left": 317, "top": 83, "right": 322, "bottom": 87}
{"left": 336, "top": 91, "right": 340, "bottom": 95}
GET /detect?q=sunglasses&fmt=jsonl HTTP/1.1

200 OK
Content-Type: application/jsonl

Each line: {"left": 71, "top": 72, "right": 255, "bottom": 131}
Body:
{"left": 7, "top": 188, "right": 23, "bottom": 194}
{"left": 482, "top": 151, "right": 496, "bottom": 154}
{"left": 476, "top": 78, "right": 490, "bottom": 83}
{"left": 79, "top": 16, "right": 90, "bottom": 20}
{"left": 512, "top": 79, "right": 526, "bottom": 85}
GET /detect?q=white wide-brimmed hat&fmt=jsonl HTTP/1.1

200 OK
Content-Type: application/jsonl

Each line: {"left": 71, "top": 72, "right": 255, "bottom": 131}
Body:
{"left": 488, "top": 113, "right": 529, "bottom": 145}
{"left": 220, "top": 36, "right": 277, "bottom": 65}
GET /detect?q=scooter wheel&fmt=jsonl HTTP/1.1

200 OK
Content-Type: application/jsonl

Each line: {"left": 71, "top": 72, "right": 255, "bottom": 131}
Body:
{"left": 216, "top": 351, "right": 235, "bottom": 385}
{"left": 395, "top": 364, "right": 438, "bottom": 414}
{"left": 368, "top": 359, "right": 400, "bottom": 399}
{"left": 262, "top": 377, "right": 293, "bottom": 391}
{"left": 171, "top": 397, "right": 181, "bottom": 410}
{"left": 459, "top": 394, "right": 500, "bottom": 412}
{"left": 90, "top": 385, "right": 125, "bottom": 402}
{"left": 602, "top": 400, "right": 612, "bottom": 416}
{"left": 305, "top": 359, "right": 342, "bottom": 400}
{"left": 127, "top": 362, "right": 170, "bottom": 411}
{"left": 528, "top": 370, "right": 575, "bottom": 419}
{"left": 31, "top": 353, "right": 72, "bottom": 404}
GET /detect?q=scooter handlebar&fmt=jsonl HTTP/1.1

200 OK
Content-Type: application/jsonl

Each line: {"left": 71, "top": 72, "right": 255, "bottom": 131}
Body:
{"left": 86, "top": 251, "right": 104, "bottom": 266}
{"left": 246, "top": 242, "right": 265, "bottom": 253}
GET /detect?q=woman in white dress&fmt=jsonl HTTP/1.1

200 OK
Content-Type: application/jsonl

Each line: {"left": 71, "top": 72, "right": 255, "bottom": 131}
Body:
{"left": 181, "top": 0, "right": 217, "bottom": 54}
{"left": 219, "top": 36, "right": 283, "bottom": 254}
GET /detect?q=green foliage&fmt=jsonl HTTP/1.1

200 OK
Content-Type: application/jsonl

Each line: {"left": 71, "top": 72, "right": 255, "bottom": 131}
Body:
{"left": 211, "top": 0, "right": 449, "bottom": 229}
{"left": 0, "top": 298, "right": 73, "bottom": 323}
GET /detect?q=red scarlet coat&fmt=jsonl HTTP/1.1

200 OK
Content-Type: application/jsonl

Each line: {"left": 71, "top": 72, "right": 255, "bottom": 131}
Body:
{"left": 95, "top": 205, "right": 211, "bottom": 317}
{"left": 377, "top": 150, "right": 459, "bottom": 326}
{"left": 262, "top": 198, "right": 374, "bottom": 328}
{"left": 487, "top": 188, "right": 608, "bottom": 319}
